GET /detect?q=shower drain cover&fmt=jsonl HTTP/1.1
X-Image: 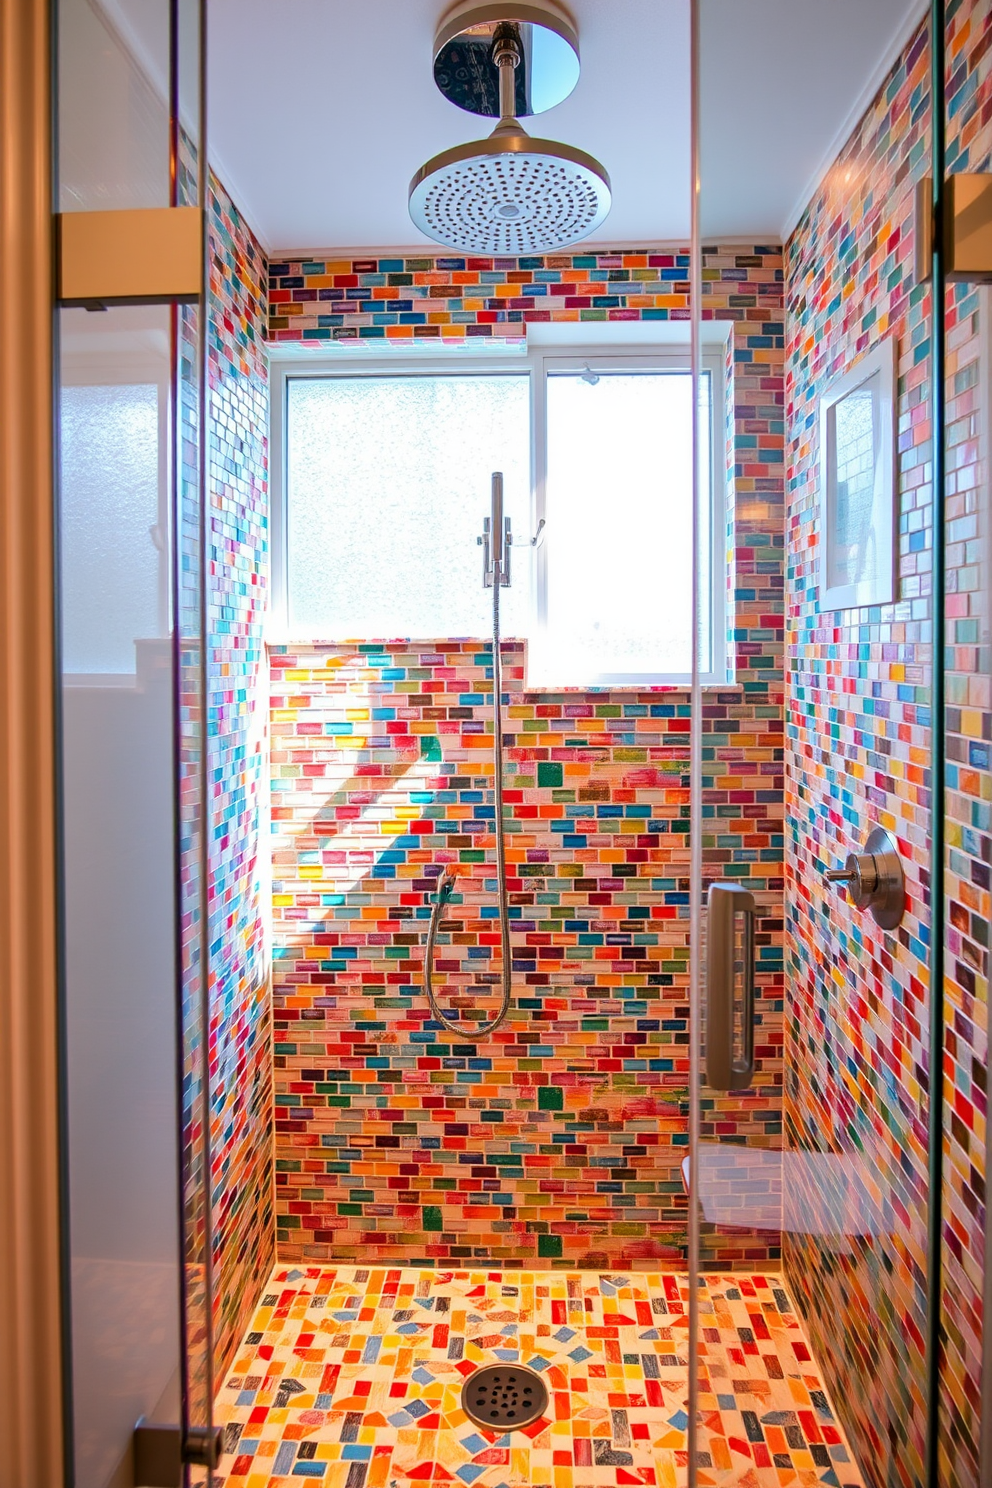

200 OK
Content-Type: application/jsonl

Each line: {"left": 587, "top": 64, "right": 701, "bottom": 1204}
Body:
{"left": 461, "top": 1364, "right": 548, "bottom": 1430}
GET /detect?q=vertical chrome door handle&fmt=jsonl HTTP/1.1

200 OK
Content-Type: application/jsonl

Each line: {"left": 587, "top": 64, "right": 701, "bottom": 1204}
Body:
{"left": 705, "top": 881, "right": 757, "bottom": 1091}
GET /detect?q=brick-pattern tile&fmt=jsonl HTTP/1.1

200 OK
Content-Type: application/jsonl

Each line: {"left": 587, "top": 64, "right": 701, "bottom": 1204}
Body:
{"left": 209, "top": 174, "right": 274, "bottom": 1373}
{"left": 269, "top": 637, "right": 782, "bottom": 1271}
{"left": 940, "top": 3, "right": 992, "bottom": 1483}
{"left": 267, "top": 249, "right": 774, "bottom": 345}
{"left": 266, "top": 247, "right": 784, "bottom": 1273}
{"left": 784, "top": 7, "right": 991, "bottom": 1485}
{"left": 783, "top": 18, "right": 933, "bottom": 1486}
{"left": 181, "top": 170, "right": 274, "bottom": 1380}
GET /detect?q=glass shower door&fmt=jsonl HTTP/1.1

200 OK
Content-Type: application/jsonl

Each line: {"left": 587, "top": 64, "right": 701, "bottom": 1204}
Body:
{"left": 688, "top": 2, "right": 942, "bottom": 1484}
{"left": 55, "top": 0, "right": 213, "bottom": 1482}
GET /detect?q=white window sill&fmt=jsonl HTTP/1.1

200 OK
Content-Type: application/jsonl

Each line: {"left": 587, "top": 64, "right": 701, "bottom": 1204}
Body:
{"left": 263, "top": 636, "right": 742, "bottom": 693}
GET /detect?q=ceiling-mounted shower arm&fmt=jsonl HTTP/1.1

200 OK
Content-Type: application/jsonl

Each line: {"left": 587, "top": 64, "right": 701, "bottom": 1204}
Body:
{"left": 491, "top": 22, "right": 522, "bottom": 122}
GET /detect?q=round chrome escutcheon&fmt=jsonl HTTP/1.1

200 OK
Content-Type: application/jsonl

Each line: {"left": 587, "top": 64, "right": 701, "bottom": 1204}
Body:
{"left": 460, "top": 1364, "right": 549, "bottom": 1430}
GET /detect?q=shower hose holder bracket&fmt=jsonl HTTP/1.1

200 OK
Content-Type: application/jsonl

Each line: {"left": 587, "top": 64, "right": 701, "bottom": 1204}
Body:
{"left": 479, "top": 516, "right": 512, "bottom": 586}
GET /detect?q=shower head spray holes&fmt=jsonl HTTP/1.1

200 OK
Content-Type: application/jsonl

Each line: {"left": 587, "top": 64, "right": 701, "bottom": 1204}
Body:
{"left": 460, "top": 1364, "right": 549, "bottom": 1430}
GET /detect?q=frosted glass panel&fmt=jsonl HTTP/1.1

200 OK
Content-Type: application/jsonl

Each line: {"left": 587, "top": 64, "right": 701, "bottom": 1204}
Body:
{"left": 287, "top": 376, "right": 531, "bottom": 639}
{"left": 61, "top": 381, "right": 164, "bottom": 673}
{"left": 58, "top": 305, "right": 181, "bottom": 1488}
{"left": 541, "top": 371, "right": 710, "bottom": 682}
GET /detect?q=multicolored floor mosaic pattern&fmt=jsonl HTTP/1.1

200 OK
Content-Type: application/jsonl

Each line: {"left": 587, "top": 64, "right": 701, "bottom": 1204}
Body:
{"left": 216, "top": 1266, "right": 863, "bottom": 1488}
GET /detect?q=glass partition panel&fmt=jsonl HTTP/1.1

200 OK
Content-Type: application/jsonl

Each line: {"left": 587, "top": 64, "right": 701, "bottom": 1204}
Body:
{"left": 55, "top": 0, "right": 211, "bottom": 1481}
{"left": 59, "top": 303, "right": 181, "bottom": 1488}
{"left": 172, "top": 0, "right": 214, "bottom": 1459}
{"left": 692, "top": 3, "right": 936, "bottom": 1483}
{"left": 938, "top": 4, "right": 990, "bottom": 1479}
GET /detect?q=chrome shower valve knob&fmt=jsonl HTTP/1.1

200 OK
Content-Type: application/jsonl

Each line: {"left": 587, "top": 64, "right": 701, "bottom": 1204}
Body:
{"left": 823, "top": 826, "right": 905, "bottom": 930}
{"left": 824, "top": 854, "right": 880, "bottom": 908}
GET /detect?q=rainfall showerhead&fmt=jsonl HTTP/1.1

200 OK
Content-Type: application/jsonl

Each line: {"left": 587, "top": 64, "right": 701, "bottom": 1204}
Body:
{"left": 409, "top": 5, "right": 611, "bottom": 257}
{"left": 409, "top": 124, "right": 612, "bottom": 257}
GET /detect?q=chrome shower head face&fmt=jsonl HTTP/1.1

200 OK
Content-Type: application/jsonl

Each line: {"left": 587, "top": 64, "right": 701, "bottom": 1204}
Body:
{"left": 409, "top": 123, "right": 612, "bottom": 256}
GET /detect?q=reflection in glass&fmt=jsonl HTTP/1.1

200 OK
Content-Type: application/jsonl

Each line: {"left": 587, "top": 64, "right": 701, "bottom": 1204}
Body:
{"left": 58, "top": 0, "right": 170, "bottom": 212}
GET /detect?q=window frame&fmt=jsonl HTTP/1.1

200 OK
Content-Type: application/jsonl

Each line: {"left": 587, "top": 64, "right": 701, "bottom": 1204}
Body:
{"left": 531, "top": 347, "right": 728, "bottom": 687}
{"left": 269, "top": 341, "right": 730, "bottom": 689}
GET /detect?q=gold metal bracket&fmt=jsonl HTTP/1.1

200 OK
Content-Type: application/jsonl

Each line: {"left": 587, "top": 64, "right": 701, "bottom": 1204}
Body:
{"left": 945, "top": 174, "right": 992, "bottom": 280}
{"left": 56, "top": 205, "right": 203, "bottom": 307}
{"left": 914, "top": 174, "right": 992, "bottom": 286}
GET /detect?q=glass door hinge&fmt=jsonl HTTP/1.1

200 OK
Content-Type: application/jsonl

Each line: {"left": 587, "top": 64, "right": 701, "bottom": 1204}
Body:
{"left": 914, "top": 174, "right": 992, "bottom": 286}
{"left": 57, "top": 206, "right": 203, "bottom": 307}
{"left": 133, "top": 1419, "right": 224, "bottom": 1486}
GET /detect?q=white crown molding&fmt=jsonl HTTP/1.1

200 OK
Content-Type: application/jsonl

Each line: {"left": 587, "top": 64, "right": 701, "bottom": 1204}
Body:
{"left": 267, "top": 235, "right": 780, "bottom": 261}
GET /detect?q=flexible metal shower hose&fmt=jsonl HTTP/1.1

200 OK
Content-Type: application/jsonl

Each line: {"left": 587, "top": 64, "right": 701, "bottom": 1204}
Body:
{"left": 424, "top": 557, "right": 512, "bottom": 1039}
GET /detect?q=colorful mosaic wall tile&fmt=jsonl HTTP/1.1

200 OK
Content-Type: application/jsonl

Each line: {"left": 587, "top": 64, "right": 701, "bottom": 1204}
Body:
{"left": 205, "top": 172, "right": 274, "bottom": 1375}
{"left": 267, "top": 245, "right": 784, "bottom": 1272}
{"left": 268, "top": 248, "right": 768, "bottom": 344}
{"left": 269, "top": 641, "right": 782, "bottom": 1271}
{"left": 216, "top": 1264, "right": 864, "bottom": 1488}
{"left": 783, "top": 18, "right": 933, "bottom": 1487}
{"left": 940, "top": 5, "right": 992, "bottom": 1485}
{"left": 939, "top": 273, "right": 989, "bottom": 1488}
{"left": 783, "top": 8, "right": 988, "bottom": 1487}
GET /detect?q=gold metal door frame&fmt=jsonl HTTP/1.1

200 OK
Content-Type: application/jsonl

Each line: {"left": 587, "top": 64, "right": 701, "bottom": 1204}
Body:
{"left": 0, "top": 0, "right": 66, "bottom": 1482}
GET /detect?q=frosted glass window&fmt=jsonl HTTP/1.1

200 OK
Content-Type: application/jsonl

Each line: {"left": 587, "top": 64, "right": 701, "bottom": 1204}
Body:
{"left": 282, "top": 359, "right": 724, "bottom": 684}
{"left": 538, "top": 370, "right": 711, "bottom": 685}
{"left": 287, "top": 376, "right": 531, "bottom": 639}
{"left": 60, "top": 382, "right": 164, "bottom": 674}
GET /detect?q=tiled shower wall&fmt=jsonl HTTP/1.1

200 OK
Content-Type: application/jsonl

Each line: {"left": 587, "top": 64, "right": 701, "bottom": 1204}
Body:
{"left": 783, "top": 21, "right": 933, "bottom": 1481}
{"left": 204, "top": 174, "right": 273, "bottom": 1373}
{"left": 942, "top": 277, "right": 989, "bottom": 1488}
{"left": 267, "top": 246, "right": 785, "bottom": 1269}
{"left": 941, "top": 3, "right": 991, "bottom": 1482}
{"left": 785, "top": 6, "right": 990, "bottom": 1487}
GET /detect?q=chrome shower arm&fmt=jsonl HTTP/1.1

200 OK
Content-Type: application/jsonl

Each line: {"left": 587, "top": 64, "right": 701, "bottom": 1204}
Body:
{"left": 492, "top": 22, "right": 521, "bottom": 121}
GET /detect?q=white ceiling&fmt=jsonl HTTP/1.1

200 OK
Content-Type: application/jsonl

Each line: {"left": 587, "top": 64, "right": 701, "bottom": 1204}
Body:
{"left": 205, "top": 0, "right": 925, "bottom": 255}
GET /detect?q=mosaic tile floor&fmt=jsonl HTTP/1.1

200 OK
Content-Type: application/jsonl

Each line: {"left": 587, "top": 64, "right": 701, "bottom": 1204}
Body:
{"left": 216, "top": 1267, "right": 863, "bottom": 1488}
